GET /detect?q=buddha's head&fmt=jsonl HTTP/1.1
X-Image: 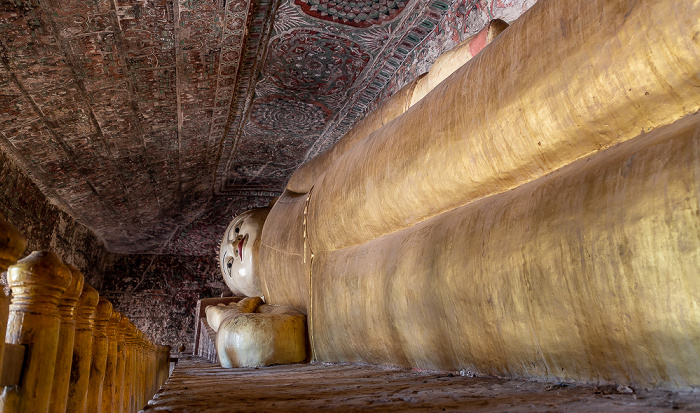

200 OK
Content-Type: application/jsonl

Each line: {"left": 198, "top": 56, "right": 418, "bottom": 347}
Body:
{"left": 219, "top": 207, "right": 270, "bottom": 297}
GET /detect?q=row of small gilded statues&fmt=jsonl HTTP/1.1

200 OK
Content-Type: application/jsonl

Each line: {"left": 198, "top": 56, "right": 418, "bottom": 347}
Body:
{"left": 0, "top": 212, "right": 171, "bottom": 413}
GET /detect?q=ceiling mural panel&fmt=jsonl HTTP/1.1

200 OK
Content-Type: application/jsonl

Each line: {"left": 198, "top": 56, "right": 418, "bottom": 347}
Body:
{"left": 0, "top": 0, "right": 135, "bottom": 226}
{"left": 264, "top": 29, "right": 371, "bottom": 95}
{"left": 213, "top": 0, "right": 279, "bottom": 193}
{"left": 235, "top": 135, "right": 310, "bottom": 166}
{"left": 294, "top": 0, "right": 408, "bottom": 27}
{"left": 162, "top": 192, "right": 277, "bottom": 255}
{"left": 0, "top": 0, "right": 274, "bottom": 253}
{"left": 250, "top": 94, "right": 332, "bottom": 134}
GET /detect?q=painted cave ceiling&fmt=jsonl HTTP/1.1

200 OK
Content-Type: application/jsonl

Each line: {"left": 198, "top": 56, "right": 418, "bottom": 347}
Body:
{"left": 0, "top": 0, "right": 525, "bottom": 255}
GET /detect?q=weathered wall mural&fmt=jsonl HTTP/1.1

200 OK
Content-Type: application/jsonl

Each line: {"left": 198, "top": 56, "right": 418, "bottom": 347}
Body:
{"left": 0, "top": 149, "right": 106, "bottom": 287}
{"left": 100, "top": 253, "right": 226, "bottom": 351}
{"left": 0, "top": 0, "right": 276, "bottom": 254}
{"left": 162, "top": 192, "right": 277, "bottom": 256}
{"left": 294, "top": 0, "right": 409, "bottom": 27}
{"left": 264, "top": 30, "right": 372, "bottom": 96}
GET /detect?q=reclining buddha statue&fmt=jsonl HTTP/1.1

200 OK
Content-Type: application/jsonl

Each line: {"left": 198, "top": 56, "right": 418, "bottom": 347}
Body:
{"left": 213, "top": 0, "right": 700, "bottom": 389}
{"left": 208, "top": 207, "right": 307, "bottom": 368}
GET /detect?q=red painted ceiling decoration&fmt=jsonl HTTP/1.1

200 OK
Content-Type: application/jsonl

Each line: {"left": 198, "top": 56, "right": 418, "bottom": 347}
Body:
{"left": 0, "top": 0, "right": 533, "bottom": 256}
{"left": 250, "top": 94, "right": 333, "bottom": 134}
{"left": 265, "top": 29, "right": 371, "bottom": 95}
{"left": 294, "top": 0, "right": 408, "bottom": 28}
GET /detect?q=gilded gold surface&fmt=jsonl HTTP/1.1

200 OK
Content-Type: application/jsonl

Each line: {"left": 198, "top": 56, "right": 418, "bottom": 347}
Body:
{"left": 410, "top": 19, "right": 508, "bottom": 107}
{"left": 102, "top": 311, "right": 122, "bottom": 413}
{"left": 123, "top": 322, "right": 137, "bottom": 413}
{"left": 87, "top": 297, "right": 113, "bottom": 412}
{"left": 66, "top": 283, "right": 99, "bottom": 413}
{"left": 307, "top": 0, "right": 700, "bottom": 252}
{"left": 259, "top": 191, "right": 310, "bottom": 311}
{"left": 115, "top": 313, "right": 129, "bottom": 413}
{"left": 0, "top": 212, "right": 24, "bottom": 398}
{"left": 312, "top": 113, "right": 700, "bottom": 388}
{"left": 0, "top": 213, "right": 25, "bottom": 272}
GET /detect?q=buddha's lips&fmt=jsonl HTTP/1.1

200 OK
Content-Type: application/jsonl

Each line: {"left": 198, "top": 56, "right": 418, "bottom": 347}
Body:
{"left": 237, "top": 234, "right": 248, "bottom": 262}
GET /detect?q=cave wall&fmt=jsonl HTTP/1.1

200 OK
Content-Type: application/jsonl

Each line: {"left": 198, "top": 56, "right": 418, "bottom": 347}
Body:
{"left": 100, "top": 253, "right": 226, "bottom": 351}
{"left": 0, "top": 148, "right": 225, "bottom": 349}
{"left": 0, "top": 148, "right": 106, "bottom": 287}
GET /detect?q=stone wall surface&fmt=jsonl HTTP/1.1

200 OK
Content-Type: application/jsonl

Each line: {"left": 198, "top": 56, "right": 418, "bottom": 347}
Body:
{"left": 0, "top": 148, "right": 106, "bottom": 287}
{"left": 1, "top": 147, "right": 225, "bottom": 348}
{"left": 100, "top": 253, "right": 226, "bottom": 349}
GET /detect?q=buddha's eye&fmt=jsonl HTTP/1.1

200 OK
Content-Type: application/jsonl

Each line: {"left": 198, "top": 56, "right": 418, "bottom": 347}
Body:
{"left": 235, "top": 227, "right": 240, "bottom": 234}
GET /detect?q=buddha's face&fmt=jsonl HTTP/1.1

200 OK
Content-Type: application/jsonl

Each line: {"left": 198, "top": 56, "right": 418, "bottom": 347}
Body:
{"left": 219, "top": 208, "right": 270, "bottom": 297}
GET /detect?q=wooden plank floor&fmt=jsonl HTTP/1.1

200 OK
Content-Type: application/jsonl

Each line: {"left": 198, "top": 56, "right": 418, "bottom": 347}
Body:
{"left": 143, "top": 356, "right": 700, "bottom": 412}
